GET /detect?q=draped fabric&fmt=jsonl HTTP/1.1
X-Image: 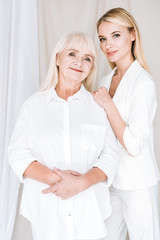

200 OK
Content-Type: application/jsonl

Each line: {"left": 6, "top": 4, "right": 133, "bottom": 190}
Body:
{"left": 0, "top": 0, "right": 39, "bottom": 239}
{"left": 0, "top": 0, "right": 159, "bottom": 239}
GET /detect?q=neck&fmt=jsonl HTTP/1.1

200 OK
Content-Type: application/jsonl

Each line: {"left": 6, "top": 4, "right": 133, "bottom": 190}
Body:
{"left": 115, "top": 55, "right": 135, "bottom": 78}
{"left": 55, "top": 80, "right": 81, "bottom": 100}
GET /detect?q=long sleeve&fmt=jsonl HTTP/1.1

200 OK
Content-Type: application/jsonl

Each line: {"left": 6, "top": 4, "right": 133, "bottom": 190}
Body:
{"left": 92, "top": 117, "right": 120, "bottom": 186}
{"left": 8, "top": 103, "right": 36, "bottom": 182}
{"left": 123, "top": 79, "right": 157, "bottom": 156}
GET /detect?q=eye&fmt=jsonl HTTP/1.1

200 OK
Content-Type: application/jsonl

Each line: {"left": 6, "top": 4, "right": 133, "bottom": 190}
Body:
{"left": 113, "top": 34, "right": 120, "bottom": 38}
{"left": 68, "top": 52, "right": 76, "bottom": 57}
{"left": 99, "top": 37, "right": 106, "bottom": 42}
{"left": 84, "top": 57, "right": 92, "bottom": 62}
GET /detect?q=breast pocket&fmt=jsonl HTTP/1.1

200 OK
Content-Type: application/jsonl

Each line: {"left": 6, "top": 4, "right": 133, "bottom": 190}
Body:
{"left": 81, "top": 124, "right": 106, "bottom": 152}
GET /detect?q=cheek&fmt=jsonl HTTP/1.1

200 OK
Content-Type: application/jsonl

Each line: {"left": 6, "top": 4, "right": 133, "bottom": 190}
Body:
{"left": 87, "top": 64, "right": 93, "bottom": 73}
{"left": 84, "top": 65, "right": 92, "bottom": 77}
{"left": 120, "top": 37, "right": 132, "bottom": 50}
{"left": 100, "top": 43, "right": 106, "bottom": 53}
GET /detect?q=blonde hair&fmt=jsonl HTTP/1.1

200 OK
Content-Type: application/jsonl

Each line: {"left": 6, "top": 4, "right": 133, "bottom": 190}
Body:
{"left": 39, "top": 32, "right": 97, "bottom": 92}
{"left": 97, "top": 7, "right": 149, "bottom": 72}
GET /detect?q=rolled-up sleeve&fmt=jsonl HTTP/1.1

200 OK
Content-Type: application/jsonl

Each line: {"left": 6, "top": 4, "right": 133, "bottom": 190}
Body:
{"left": 123, "top": 79, "right": 157, "bottom": 156}
{"left": 92, "top": 117, "right": 120, "bottom": 186}
{"left": 8, "top": 103, "right": 36, "bottom": 182}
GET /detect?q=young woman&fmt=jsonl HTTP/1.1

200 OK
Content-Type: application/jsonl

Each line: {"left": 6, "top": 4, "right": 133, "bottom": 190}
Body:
{"left": 8, "top": 32, "right": 119, "bottom": 240}
{"left": 92, "top": 7, "right": 160, "bottom": 240}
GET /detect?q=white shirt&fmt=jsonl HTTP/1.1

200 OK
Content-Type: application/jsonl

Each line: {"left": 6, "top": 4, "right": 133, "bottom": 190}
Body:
{"left": 100, "top": 60, "right": 160, "bottom": 190}
{"left": 8, "top": 85, "right": 119, "bottom": 239}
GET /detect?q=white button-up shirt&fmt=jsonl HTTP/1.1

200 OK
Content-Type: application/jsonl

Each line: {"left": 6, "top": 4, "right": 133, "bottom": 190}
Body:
{"left": 100, "top": 60, "right": 160, "bottom": 190}
{"left": 8, "top": 85, "right": 119, "bottom": 239}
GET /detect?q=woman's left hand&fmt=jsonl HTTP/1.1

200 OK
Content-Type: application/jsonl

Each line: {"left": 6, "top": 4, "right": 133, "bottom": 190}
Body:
{"left": 92, "top": 86, "right": 112, "bottom": 110}
{"left": 41, "top": 168, "right": 85, "bottom": 200}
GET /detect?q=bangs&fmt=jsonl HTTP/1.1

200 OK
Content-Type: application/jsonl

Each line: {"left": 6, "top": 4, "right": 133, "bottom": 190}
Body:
{"left": 62, "top": 33, "right": 96, "bottom": 58}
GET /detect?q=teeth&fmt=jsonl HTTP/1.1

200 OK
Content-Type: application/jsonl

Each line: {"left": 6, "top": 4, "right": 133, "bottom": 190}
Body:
{"left": 108, "top": 51, "right": 116, "bottom": 54}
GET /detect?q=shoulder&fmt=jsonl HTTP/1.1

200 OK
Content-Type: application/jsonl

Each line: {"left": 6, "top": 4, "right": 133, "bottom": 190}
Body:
{"left": 128, "top": 62, "right": 157, "bottom": 105}
{"left": 133, "top": 63, "right": 156, "bottom": 93}
{"left": 99, "top": 68, "right": 116, "bottom": 88}
{"left": 132, "top": 61, "right": 154, "bottom": 85}
{"left": 85, "top": 89, "right": 106, "bottom": 114}
{"left": 21, "top": 90, "right": 50, "bottom": 111}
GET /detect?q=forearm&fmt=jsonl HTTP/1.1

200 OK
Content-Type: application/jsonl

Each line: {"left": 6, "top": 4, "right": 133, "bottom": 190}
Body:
{"left": 23, "top": 161, "right": 61, "bottom": 185}
{"left": 82, "top": 167, "right": 107, "bottom": 190}
{"left": 104, "top": 100, "right": 126, "bottom": 148}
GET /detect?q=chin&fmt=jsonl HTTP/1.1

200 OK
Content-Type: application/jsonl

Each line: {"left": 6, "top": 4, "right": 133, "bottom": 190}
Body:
{"left": 108, "top": 56, "right": 120, "bottom": 63}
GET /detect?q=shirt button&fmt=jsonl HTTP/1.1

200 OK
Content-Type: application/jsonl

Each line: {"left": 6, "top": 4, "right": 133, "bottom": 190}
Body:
{"left": 68, "top": 212, "right": 72, "bottom": 216}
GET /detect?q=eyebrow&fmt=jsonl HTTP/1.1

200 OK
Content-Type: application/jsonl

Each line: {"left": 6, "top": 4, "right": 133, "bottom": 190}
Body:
{"left": 99, "top": 31, "right": 121, "bottom": 38}
{"left": 111, "top": 31, "right": 121, "bottom": 34}
{"left": 67, "top": 49, "right": 94, "bottom": 58}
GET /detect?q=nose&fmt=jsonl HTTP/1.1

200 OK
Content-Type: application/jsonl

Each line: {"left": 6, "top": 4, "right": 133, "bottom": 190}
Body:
{"left": 105, "top": 40, "right": 111, "bottom": 50}
{"left": 74, "top": 58, "right": 83, "bottom": 67}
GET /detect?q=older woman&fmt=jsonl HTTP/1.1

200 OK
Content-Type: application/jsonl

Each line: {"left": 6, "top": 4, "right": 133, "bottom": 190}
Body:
{"left": 8, "top": 32, "right": 119, "bottom": 240}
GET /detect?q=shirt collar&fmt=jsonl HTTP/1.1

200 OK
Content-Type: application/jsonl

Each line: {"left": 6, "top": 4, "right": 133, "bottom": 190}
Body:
{"left": 112, "top": 59, "right": 140, "bottom": 79}
{"left": 122, "top": 60, "right": 140, "bottom": 78}
{"left": 47, "top": 84, "right": 87, "bottom": 103}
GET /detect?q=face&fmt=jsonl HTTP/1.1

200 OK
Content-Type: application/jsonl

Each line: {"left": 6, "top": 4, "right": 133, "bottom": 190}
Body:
{"left": 57, "top": 44, "right": 94, "bottom": 85}
{"left": 98, "top": 21, "right": 135, "bottom": 64}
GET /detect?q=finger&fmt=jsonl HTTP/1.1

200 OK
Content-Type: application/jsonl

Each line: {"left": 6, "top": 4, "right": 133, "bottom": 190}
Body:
{"left": 53, "top": 167, "right": 66, "bottom": 178}
{"left": 71, "top": 171, "right": 81, "bottom": 176}
{"left": 66, "top": 170, "right": 81, "bottom": 176}
{"left": 102, "top": 86, "right": 108, "bottom": 92}
{"left": 41, "top": 185, "right": 57, "bottom": 194}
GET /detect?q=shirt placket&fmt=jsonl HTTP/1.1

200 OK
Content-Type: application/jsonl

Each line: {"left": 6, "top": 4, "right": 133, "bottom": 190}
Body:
{"left": 63, "top": 101, "right": 75, "bottom": 240}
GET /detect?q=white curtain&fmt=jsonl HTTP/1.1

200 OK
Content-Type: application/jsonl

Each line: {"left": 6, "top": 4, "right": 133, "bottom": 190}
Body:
{"left": 0, "top": 0, "right": 39, "bottom": 239}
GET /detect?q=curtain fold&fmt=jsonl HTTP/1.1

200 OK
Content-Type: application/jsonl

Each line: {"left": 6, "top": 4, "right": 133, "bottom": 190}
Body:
{"left": 0, "top": 0, "right": 39, "bottom": 239}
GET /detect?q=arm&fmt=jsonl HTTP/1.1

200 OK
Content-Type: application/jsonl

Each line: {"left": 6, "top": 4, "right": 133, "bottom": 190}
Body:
{"left": 42, "top": 167, "right": 106, "bottom": 200}
{"left": 23, "top": 161, "right": 61, "bottom": 185}
{"left": 23, "top": 161, "right": 81, "bottom": 186}
{"left": 92, "top": 79, "right": 157, "bottom": 156}
{"left": 92, "top": 87, "right": 126, "bottom": 149}
{"left": 8, "top": 103, "right": 61, "bottom": 184}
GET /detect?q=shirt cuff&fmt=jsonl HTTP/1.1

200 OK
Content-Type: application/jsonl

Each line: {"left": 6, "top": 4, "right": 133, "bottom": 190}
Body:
{"left": 123, "top": 126, "right": 143, "bottom": 156}
{"left": 11, "top": 157, "right": 37, "bottom": 183}
{"left": 92, "top": 163, "right": 113, "bottom": 187}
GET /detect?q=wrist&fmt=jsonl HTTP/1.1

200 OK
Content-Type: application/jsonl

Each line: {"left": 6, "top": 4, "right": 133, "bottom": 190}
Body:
{"left": 47, "top": 171, "right": 61, "bottom": 186}
{"left": 104, "top": 99, "right": 113, "bottom": 113}
{"left": 79, "top": 175, "right": 89, "bottom": 191}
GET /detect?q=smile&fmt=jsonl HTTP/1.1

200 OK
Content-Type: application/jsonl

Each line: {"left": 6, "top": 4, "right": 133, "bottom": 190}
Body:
{"left": 70, "top": 67, "right": 83, "bottom": 72}
{"left": 107, "top": 50, "right": 118, "bottom": 56}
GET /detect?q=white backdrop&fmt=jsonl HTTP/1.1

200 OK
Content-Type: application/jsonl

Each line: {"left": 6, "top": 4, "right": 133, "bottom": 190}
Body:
{"left": 0, "top": 0, "right": 158, "bottom": 239}
{"left": 0, "top": 0, "right": 39, "bottom": 239}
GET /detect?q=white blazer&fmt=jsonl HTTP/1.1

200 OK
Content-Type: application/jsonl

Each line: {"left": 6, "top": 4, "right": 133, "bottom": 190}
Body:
{"left": 100, "top": 60, "right": 160, "bottom": 190}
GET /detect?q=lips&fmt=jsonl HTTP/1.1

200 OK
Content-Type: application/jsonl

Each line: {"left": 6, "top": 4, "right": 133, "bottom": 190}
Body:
{"left": 70, "top": 67, "right": 83, "bottom": 72}
{"left": 107, "top": 50, "right": 118, "bottom": 56}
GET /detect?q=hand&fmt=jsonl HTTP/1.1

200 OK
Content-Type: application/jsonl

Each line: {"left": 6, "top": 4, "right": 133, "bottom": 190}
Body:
{"left": 92, "top": 86, "right": 112, "bottom": 110}
{"left": 63, "top": 169, "right": 82, "bottom": 176}
{"left": 42, "top": 168, "right": 85, "bottom": 200}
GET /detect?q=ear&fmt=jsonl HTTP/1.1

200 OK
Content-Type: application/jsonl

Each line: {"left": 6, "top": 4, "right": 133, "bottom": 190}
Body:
{"left": 131, "top": 29, "right": 136, "bottom": 41}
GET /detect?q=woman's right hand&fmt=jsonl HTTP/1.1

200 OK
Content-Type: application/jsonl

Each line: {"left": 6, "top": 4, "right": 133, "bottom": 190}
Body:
{"left": 42, "top": 168, "right": 84, "bottom": 199}
{"left": 92, "top": 86, "right": 112, "bottom": 110}
{"left": 63, "top": 169, "right": 82, "bottom": 176}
